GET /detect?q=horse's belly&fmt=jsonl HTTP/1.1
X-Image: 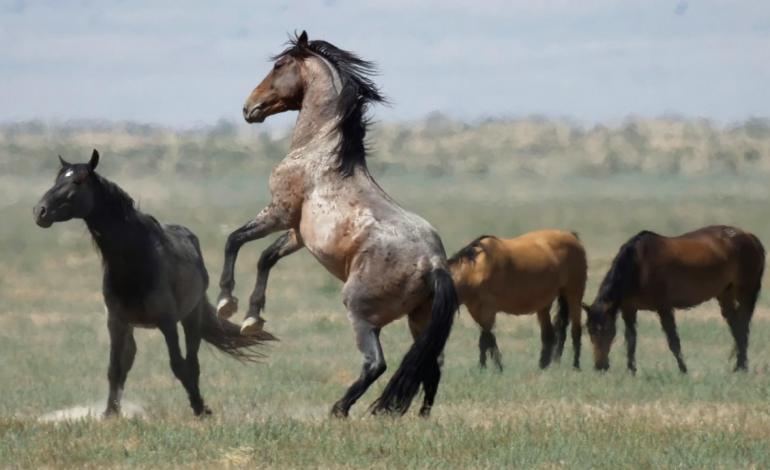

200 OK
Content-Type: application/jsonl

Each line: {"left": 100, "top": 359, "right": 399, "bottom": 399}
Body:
{"left": 666, "top": 277, "right": 729, "bottom": 309}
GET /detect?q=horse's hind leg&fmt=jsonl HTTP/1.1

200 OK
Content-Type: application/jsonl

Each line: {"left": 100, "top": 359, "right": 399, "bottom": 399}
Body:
{"left": 721, "top": 287, "right": 755, "bottom": 372}
{"left": 159, "top": 319, "right": 208, "bottom": 416}
{"left": 471, "top": 308, "right": 501, "bottom": 372}
{"left": 621, "top": 309, "right": 638, "bottom": 374}
{"left": 104, "top": 316, "right": 131, "bottom": 417}
{"left": 536, "top": 304, "right": 557, "bottom": 370}
{"left": 182, "top": 309, "right": 211, "bottom": 415}
{"left": 330, "top": 312, "right": 386, "bottom": 418}
{"left": 657, "top": 308, "right": 687, "bottom": 373}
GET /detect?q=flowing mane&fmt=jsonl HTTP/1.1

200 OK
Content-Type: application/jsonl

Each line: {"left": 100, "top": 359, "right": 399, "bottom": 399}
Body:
{"left": 593, "top": 230, "right": 657, "bottom": 313}
{"left": 271, "top": 33, "right": 389, "bottom": 177}
{"left": 448, "top": 235, "right": 495, "bottom": 266}
{"left": 84, "top": 171, "right": 161, "bottom": 300}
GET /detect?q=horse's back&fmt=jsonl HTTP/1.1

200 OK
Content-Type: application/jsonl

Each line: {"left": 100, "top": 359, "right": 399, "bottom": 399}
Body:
{"left": 457, "top": 230, "right": 585, "bottom": 315}
{"left": 636, "top": 225, "right": 763, "bottom": 308}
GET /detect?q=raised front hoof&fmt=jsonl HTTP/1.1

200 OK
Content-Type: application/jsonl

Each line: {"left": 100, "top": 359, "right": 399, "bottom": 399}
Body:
{"left": 216, "top": 296, "right": 239, "bottom": 320}
{"left": 678, "top": 364, "right": 688, "bottom": 374}
{"left": 240, "top": 316, "right": 266, "bottom": 336}
{"left": 330, "top": 402, "right": 349, "bottom": 419}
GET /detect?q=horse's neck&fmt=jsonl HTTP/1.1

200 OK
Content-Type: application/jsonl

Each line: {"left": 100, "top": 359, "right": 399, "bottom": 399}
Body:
{"left": 84, "top": 200, "right": 157, "bottom": 278}
{"left": 285, "top": 59, "right": 347, "bottom": 171}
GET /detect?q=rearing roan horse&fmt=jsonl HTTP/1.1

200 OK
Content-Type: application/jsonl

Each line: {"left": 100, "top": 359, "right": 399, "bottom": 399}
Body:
{"left": 215, "top": 31, "right": 458, "bottom": 417}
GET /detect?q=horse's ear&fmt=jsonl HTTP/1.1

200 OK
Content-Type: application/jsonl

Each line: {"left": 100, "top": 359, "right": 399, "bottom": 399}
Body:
{"left": 298, "top": 30, "right": 308, "bottom": 45}
{"left": 88, "top": 149, "right": 99, "bottom": 172}
{"left": 58, "top": 155, "right": 70, "bottom": 168}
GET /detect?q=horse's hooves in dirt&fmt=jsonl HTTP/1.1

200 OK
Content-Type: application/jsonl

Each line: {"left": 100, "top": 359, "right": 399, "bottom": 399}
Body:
{"left": 216, "top": 296, "right": 238, "bottom": 319}
{"left": 330, "top": 403, "right": 348, "bottom": 419}
{"left": 240, "top": 316, "right": 265, "bottom": 336}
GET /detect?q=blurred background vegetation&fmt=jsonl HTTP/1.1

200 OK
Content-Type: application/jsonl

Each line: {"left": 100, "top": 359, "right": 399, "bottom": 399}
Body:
{"left": 3, "top": 114, "right": 770, "bottom": 179}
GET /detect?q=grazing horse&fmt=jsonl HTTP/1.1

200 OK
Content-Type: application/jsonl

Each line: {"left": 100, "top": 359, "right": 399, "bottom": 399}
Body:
{"left": 584, "top": 226, "right": 765, "bottom": 373}
{"left": 215, "top": 31, "right": 458, "bottom": 417}
{"left": 33, "top": 150, "right": 274, "bottom": 417}
{"left": 448, "top": 231, "right": 587, "bottom": 371}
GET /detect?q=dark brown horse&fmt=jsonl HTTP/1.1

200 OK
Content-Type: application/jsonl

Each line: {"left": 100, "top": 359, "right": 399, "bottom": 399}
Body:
{"left": 584, "top": 226, "right": 765, "bottom": 373}
{"left": 215, "top": 32, "right": 458, "bottom": 417}
{"left": 448, "top": 230, "right": 587, "bottom": 371}
{"left": 33, "top": 151, "right": 274, "bottom": 417}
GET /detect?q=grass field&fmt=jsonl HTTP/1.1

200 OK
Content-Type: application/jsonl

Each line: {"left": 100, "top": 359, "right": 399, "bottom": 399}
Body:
{"left": 2, "top": 172, "right": 770, "bottom": 469}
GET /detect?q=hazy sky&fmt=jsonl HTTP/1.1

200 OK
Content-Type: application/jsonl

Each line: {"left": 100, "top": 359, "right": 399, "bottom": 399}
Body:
{"left": 1, "top": 0, "right": 768, "bottom": 127}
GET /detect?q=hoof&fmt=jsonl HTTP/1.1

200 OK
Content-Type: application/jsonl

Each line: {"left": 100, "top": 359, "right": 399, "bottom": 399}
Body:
{"left": 217, "top": 296, "right": 239, "bottom": 319}
{"left": 330, "top": 402, "right": 348, "bottom": 419}
{"left": 196, "top": 407, "right": 213, "bottom": 418}
{"left": 102, "top": 409, "right": 119, "bottom": 419}
{"left": 240, "top": 316, "right": 265, "bottom": 336}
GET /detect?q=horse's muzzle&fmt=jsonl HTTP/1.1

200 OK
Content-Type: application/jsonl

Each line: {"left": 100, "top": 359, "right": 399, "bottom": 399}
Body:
{"left": 33, "top": 203, "right": 53, "bottom": 228}
{"left": 243, "top": 102, "right": 266, "bottom": 123}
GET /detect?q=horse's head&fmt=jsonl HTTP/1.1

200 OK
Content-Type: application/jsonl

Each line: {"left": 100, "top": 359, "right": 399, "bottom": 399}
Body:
{"left": 243, "top": 31, "right": 309, "bottom": 123}
{"left": 582, "top": 301, "right": 617, "bottom": 371}
{"left": 34, "top": 150, "right": 100, "bottom": 228}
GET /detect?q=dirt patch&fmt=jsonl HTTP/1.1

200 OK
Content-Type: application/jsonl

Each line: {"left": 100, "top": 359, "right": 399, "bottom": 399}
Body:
{"left": 38, "top": 400, "right": 146, "bottom": 422}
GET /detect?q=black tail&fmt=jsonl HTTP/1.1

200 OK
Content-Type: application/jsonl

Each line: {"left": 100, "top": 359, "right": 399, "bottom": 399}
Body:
{"left": 371, "top": 268, "right": 458, "bottom": 415}
{"left": 553, "top": 294, "right": 570, "bottom": 360}
{"left": 746, "top": 234, "right": 766, "bottom": 313}
{"left": 200, "top": 298, "right": 277, "bottom": 362}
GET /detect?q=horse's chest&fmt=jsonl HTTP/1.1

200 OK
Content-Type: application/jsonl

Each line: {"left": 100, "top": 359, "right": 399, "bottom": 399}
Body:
{"left": 301, "top": 208, "right": 372, "bottom": 281}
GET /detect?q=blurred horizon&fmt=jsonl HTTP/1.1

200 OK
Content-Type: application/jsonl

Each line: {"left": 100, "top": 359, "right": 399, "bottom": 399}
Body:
{"left": 1, "top": 0, "right": 769, "bottom": 126}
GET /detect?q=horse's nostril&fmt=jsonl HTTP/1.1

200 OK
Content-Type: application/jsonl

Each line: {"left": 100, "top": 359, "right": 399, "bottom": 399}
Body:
{"left": 39, "top": 206, "right": 46, "bottom": 216}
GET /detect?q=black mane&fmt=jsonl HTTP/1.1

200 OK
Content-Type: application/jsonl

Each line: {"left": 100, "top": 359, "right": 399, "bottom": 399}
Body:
{"left": 593, "top": 230, "right": 657, "bottom": 316}
{"left": 448, "top": 235, "right": 496, "bottom": 266}
{"left": 271, "top": 32, "right": 389, "bottom": 177}
{"left": 85, "top": 172, "right": 161, "bottom": 302}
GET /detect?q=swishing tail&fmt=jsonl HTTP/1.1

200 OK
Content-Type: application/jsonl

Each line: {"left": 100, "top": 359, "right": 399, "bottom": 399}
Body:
{"left": 553, "top": 294, "right": 570, "bottom": 360}
{"left": 747, "top": 234, "right": 766, "bottom": 312}
{"left": 371, "top": 268, "right": 458, "bottom": 415}
{"left": 201, "top": 297, "right": 277, "bottom": 362}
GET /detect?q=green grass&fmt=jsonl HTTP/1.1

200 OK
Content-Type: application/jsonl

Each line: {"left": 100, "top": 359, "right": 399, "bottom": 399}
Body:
{"left": 2, "top": 173, "right": 770, "bottom": 468}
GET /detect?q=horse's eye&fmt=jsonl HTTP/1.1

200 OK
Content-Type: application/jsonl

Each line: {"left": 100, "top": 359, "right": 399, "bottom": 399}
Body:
{"left": 72, "top": 180, "right": 81, "bottom": 186}
{"left": 274, "top": 62, "right": 283, "bottom": 71}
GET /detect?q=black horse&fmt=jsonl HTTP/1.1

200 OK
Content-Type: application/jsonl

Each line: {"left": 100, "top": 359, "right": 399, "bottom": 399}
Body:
{"left": 33, "top": 150, "right": 275, "bottom": 417}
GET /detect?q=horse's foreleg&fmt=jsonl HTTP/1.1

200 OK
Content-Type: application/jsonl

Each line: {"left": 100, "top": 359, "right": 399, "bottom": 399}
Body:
{"left": 216, "top": 205, "right": 290, "bottom": 322}
{"left": 331, "top": 313, "right": 385, "bottom": 418}
{"left": 240, "top": 230, "right": 304, "bottom": 336}
{"left": 657, "top": 308, "right": 687, "bottom": 373}
{"left": 621, "top": 309, "right": 638, "bottom": 374}
{"left": 104, "top": 316, "right": 129, "bottom": 418}
{"left": 158, "top": 321, "right": 207, "bottom": 416}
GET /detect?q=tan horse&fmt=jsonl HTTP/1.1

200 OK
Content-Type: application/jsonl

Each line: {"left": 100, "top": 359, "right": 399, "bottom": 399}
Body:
{"left": 448, "top": 231, "right": 587, "bottom": 371}
{"left": 215, "top": 32, "right": 458, "bottom": 417}
{"left": 584, "top": 226, "right": 765, "bottom": 373}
